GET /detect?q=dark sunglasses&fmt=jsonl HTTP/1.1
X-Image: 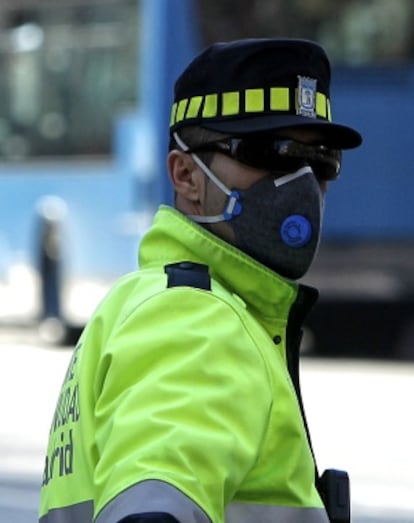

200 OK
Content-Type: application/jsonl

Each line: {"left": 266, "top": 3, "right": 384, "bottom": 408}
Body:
{"left": 186, "top": 136, "right": 342, "bottom": 181}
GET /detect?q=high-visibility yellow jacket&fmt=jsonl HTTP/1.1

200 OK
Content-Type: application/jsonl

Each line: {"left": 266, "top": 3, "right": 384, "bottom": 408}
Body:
{"left": 39, "top": 205, "right": 329, "bottom": 523}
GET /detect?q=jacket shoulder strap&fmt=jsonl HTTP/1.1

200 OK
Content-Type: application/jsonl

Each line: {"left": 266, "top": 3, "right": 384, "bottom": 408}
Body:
{"left": 164, "top": 262, "right": 211, "bottom": 291}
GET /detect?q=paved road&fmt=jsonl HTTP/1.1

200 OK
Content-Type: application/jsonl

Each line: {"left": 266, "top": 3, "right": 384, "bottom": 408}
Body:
{"left": 301, "top": 358, "right": 414, "bottom": 523}
{"left": 0, "top": 327, "right": 413, "bottom": 522}
{"left": 0, "top": 327, "right": 72, "bottom": 522}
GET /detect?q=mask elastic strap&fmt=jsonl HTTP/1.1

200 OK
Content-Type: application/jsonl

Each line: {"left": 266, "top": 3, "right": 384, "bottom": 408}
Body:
{"left": 173, "top": 132, "right": 241, "bottom": 223}
{"left": 274, "top": 165, "right": 313, "bottom": 187}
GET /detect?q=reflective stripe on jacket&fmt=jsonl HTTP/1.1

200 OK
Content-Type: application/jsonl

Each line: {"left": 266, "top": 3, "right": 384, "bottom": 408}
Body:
{"left": 39, "top": 205, "right": 327, "bottom": 523}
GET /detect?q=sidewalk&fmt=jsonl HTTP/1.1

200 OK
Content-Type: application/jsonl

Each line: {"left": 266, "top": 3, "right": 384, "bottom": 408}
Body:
{"left": 0, "top": 262, "right": 39, "bottom": 324}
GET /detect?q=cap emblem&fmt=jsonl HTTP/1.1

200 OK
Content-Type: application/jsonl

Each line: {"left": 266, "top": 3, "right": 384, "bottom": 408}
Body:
{"left": 296, "top": 76, "right": 317, "bottom": 118}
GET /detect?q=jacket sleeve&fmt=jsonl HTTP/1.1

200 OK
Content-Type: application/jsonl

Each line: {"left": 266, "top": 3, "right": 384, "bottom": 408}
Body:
{"left": 93, "top": 286, "right": 273, "bottom": 523}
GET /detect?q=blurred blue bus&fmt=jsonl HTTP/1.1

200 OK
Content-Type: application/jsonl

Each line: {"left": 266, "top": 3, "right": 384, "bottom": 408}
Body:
{"left": 0, "top": 0, "right": 198, "bottom": 340}
{"left": 1, "top": 0, "right": 413, "bottom": 355}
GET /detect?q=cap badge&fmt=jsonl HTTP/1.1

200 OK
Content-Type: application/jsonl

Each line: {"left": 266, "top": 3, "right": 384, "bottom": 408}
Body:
{"left": 296, "top": 76, "right": 317, "bottom": 118}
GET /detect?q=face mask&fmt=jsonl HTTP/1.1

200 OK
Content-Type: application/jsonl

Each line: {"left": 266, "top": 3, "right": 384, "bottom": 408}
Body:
{"left": 175, "top": 134, "right": 324, "bottom": 279}
{"left": 227, "top": 168, "right": 323, "bottom": 279}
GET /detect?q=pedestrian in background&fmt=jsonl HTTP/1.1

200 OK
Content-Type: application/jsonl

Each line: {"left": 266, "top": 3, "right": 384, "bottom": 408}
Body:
{"left": 39, "top": 38, "right": 362, "bottom": 523}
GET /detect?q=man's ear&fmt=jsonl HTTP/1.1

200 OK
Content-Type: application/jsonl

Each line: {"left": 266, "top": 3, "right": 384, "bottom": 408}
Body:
{"left": 167, "top": 150, "right": 203, "bottom": 202}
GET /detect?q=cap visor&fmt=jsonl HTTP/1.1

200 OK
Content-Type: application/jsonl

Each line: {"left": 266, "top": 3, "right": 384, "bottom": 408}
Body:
{"left": 202, "top": 114, "right": 362, "bottom": 149}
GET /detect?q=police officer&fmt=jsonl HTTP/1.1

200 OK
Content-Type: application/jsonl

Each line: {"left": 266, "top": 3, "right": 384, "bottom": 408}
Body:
{"left": 39, "top": 39, "right": 362, "bottom": 523}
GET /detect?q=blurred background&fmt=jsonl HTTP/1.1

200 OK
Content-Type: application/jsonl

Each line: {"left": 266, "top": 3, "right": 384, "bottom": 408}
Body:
{"left": 0, "top": 0, "right": 413, "bottom": 522}
{"left": 1, "top": 0, "right": 414, "bottom": 357}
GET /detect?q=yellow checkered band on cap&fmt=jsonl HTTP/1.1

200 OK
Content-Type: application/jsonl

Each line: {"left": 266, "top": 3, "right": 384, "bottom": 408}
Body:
{"left": 245, "top": 88, "right": 265, "bottom": 112}
{"left": 176, "top": 99, "right": 188, "bottom": 123}
{"left": 186, "top": 96, "right": 203, "bottom": 118}
{"left": 202, "top": 94, "right": 218, "bottom": 118}
{"left": 316, "top": 92, "right": 328, "bottom": 118}
{"left": 170, "top": 86, "right": 331, "bottom": 127}
{"left": 222, "top": 91, "right": 239, "bottom": 116}
{"left": 270, "top": 87, "right": 290, "bottom": 111}
{"left": 327, "top": 99, "right": 332, "bottom": 121}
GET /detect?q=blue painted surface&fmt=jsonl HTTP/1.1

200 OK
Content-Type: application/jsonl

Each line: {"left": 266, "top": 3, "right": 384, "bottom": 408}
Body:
{"left": 1, "top": 2, "right": 414, "bottom": 323}
{"left": 324, "top": 66, "right": 414, "bottom": 239}
{"left": 0, "top": 0, "right": 200, "bottom": 291}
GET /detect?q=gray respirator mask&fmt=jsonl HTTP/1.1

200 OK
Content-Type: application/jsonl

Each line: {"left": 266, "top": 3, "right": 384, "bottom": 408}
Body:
{"left": 174, "top": 133, "right": 324, "bottom": 280}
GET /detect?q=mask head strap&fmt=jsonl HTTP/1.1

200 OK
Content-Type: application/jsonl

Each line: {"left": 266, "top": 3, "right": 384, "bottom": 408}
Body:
{"left": 173, "top": 132, "right": 242, "bottom": 223}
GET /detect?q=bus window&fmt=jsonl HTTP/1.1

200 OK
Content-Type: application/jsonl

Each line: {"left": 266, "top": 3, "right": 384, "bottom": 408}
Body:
{"left": 0, "top": 0, "right": 138, "bottom": 160}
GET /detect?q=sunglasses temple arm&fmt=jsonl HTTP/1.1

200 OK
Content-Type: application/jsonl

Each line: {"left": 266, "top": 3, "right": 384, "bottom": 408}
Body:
{"left": 173, "top": 132, "right": 232, "bottom": 196}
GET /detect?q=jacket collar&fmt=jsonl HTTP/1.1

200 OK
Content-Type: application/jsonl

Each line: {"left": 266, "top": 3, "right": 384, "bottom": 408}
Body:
{"left": 139, "top": 206, "right": 317, "bottom": 320}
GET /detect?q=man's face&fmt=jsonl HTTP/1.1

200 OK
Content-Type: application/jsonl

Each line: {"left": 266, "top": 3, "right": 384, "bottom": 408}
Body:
{"left": 201, "top": 129, "right": 331, "bottom": 245}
